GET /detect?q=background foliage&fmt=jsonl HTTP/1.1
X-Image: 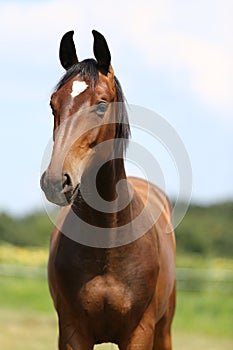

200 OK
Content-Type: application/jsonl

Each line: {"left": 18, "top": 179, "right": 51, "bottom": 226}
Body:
{"left": 0, "top": 202, "right": 232, "bottom": 258}
{"left": 175, "top": 202, "right": 233, "bottom": 257}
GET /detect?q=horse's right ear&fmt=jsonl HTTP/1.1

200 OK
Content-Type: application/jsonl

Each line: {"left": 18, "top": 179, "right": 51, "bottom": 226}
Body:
{"left": 59, "top": 31, "right": 78, "bottom": 70}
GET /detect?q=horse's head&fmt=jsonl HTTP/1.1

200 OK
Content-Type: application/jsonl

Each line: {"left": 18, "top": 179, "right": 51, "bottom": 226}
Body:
{"left": 41, "top": 30, "right": 129, "bottom": 206}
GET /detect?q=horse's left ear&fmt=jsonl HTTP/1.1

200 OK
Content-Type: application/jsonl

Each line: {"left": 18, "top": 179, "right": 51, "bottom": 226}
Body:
{"left": 92, "top": 30, "right": 111, "bottom": 74}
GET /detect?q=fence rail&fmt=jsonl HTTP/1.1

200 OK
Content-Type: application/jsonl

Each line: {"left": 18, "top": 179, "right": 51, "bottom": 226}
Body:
{"left": 176, "top": 267, "right": 233, "bottom": 292}
{"left": 1, "top": 263, "right": 233, "bottom": 292}
{"left": 0, "top": 263, "right": 46, "bottom": 278}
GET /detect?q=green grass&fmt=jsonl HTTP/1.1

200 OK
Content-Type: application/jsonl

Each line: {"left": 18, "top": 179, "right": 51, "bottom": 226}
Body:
{"left": 0, "top": 274, "right": 232, "bottom": 349}
{"left": 0, "top": 310, "right": 57, "bottom": 350}
{"left": 174, "top": 290, "right": 233, "bottom": 337}
{"left": 173, "top": 331, "right": 233, "bottom": 350}
{"left": 1, "top": 275, "right": 232, "bottom": 337}
{"left": 0, "top": 246, "right": 232, "bottom": 349}
{"left": 0, "top": 275, "right": 52, "bottom": 312}
{"left": 0, "top": 308, "right": 232, "bottom": 350}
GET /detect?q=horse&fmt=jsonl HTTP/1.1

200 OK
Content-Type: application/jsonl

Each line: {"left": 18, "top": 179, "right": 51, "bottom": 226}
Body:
{"left": 40, "top": 30, "right": 176, "bottom": 350}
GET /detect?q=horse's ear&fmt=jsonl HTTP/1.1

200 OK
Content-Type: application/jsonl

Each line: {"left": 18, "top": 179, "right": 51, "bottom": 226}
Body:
{"left": 92, "top": 30, "right": 111, "bottom": 74}
{"left": 59, "top": 31, "right": 78, "bottom": 70}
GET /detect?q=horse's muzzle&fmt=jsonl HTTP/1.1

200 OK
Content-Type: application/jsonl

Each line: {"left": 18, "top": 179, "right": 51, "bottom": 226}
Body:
{"left": 40, "top": 171, "right": 73, "bottom": 206}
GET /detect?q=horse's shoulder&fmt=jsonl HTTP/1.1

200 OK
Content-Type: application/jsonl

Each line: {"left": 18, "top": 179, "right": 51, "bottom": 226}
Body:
{"left": 127, "top": 176, "right": 171, "bottom": 211}
{"left": 127, "top": 176, "right": 174, "bottom": 238}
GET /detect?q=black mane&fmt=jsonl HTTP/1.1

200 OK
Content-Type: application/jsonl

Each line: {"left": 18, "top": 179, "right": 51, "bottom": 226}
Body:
{"left": 55, "top": 59, "right": 130, "bottom": 153}
{"left": 55, "top": 59, "right": 99, "bottom": 91}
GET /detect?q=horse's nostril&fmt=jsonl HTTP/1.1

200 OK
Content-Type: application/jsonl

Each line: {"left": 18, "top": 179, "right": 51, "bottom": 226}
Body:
{"left": 62, "top": 173, "right": 72, "bottom": 189}
{"left": 40, "top": 171, "right": 46, "bottom": 190}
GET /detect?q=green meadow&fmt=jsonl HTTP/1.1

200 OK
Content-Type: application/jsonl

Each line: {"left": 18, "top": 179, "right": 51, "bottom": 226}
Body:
{"left": 0, "top": 247, "right": 232, "bottom": 350}
{"left": 0, "top": 203, "right": 233, "bottom": 349}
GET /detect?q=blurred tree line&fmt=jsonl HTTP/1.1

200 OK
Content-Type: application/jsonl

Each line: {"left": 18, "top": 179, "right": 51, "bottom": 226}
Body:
{"left": 0, "top": 202, "right": 232, "bottom": 257}
{"left": 0, "top": 211, "right": 53, "bottom": 247}
{"left": 175, "top": 202, "right": 233, "bottom": 257}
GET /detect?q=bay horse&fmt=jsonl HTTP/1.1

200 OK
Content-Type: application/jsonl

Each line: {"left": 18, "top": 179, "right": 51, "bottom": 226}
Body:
{"left": 41, "top": 30, "right": 176, "bottom": 350}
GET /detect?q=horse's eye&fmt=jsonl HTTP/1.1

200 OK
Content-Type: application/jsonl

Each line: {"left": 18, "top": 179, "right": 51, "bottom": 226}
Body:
{"left": 95, "top": 102, "right": 108, "bottom": 117}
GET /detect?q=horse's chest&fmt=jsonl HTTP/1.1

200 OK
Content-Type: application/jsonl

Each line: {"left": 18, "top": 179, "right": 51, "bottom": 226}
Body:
{"left": 53, "top": 237, "right": 158, "bottom": 324}
{"left": 78, "top": 275, "right": 133, "bottom": 316}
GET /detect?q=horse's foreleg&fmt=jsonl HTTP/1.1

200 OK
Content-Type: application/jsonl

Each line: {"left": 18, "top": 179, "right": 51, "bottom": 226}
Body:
{"left": 120, "top": 321, "right": 155, "bottom": 350}
{"left": 57, "top": 313, "right": 94, "bottom": 350}
{"left": 58, "top": 331, "right": 93, "bottom": 350}
{"left": 119, "top": 305, "right": 156, "bottom": 350}
{"left": 153, "top": 283, "right": 176, "bottom": 350}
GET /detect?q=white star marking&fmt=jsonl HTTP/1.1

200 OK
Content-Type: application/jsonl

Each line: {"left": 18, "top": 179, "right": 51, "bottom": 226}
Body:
{"left": 71, "top": 81, "right": 88, "bottom": 98}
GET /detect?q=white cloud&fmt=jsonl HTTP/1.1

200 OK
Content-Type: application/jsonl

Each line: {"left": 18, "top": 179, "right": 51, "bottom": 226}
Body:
{"left": 0, "top": 0, "right": 83, "bottom": 65}
{"left": 149, "top": 33, "right": 233, "bottom": 113}
{"left": 0, "top": 0, "right": 232, "bottom": 116}
{"left": 118, "top": 1, "right": 233, "bottom": 116}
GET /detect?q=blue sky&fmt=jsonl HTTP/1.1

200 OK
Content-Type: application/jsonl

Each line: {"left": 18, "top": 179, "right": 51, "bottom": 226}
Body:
{"left": 0, "top": 0, "right": 232, "bottom": 214}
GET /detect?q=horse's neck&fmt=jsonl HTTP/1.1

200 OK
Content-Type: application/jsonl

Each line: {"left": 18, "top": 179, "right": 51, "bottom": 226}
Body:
{"left": 63, "top": 157, "right": 147, "bottom": 248}
{"left": 73, "top": 158, "right": 131, "bottom": 228}
{"left": 96, "top": 158, "right": 126, "bottom": 202}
